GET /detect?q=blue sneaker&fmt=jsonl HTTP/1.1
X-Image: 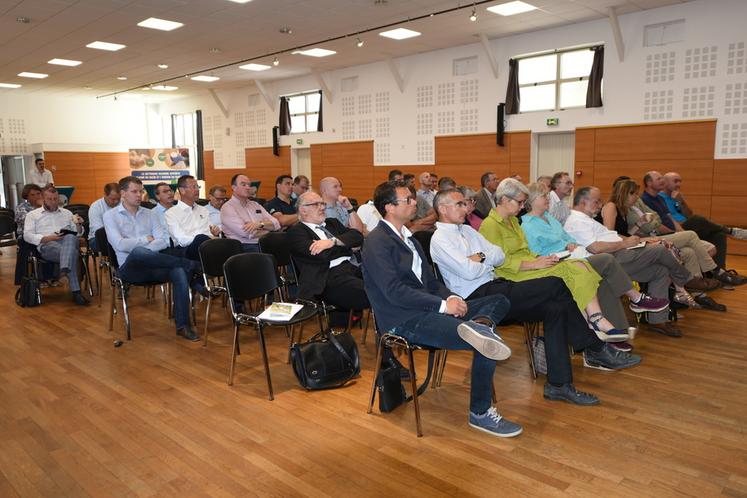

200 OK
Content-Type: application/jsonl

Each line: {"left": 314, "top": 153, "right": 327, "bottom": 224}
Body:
{"left": 469, "top": 407, "right": 523, "bottom": 438}
{"left": 457, "top": 320, "right": 511, "bottom": 361}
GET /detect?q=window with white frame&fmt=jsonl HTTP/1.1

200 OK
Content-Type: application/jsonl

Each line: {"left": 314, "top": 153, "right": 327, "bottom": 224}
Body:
{"left": 172, "top": 112, "right": 197, "bottom": 147}
{"left": 286, "top": 90, "right": 321, "bottom": 133}
{"left": 518, "top": 47, "right": 600, "bottom": 112}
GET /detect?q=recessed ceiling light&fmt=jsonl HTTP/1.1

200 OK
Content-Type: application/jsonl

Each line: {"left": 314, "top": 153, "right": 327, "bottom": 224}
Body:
{"left": 487, "top": 1, "right": 537, "bottom": 16}
{"left": 191, "top": 75, "right": 220, "bottom": 82}
{"left": 291, "top": 48, "right": 336, "bottom": 57}
{"left": 18, "top": 72, "right": 48, "bottom": 79}
{"left": 117, "top": 76, "right": 128, "bottom": 80}
{"left": 379, "top": 28, "right": 421, "bottom": 40}
{"left": 209, "top": 47, "right": 222, "bottom": 54}
{"left": 0, "top": 83, "right": 22, "bottom": 89}
{"left": 87, "top": 41, "right": 126, "bottom": 51}
{"left": 137, "top": 17, "right": 184, "bottom": 31}
{"left": 226, "top": 0, "right": 252, "bottom": 3}
{"left": 157, "top": 63, "right": 169, "bottom": 69}
{"left": 48, "top": 58, "right": 82, "bottom": 67}
{"left": 239, "top": 63, "right": 271, "bottom": 71}
{"left": 152, "top": 85, "right": 178, "bottom": 91}
{"left": 470, "top": 7, "right": 478, "bottom": 21}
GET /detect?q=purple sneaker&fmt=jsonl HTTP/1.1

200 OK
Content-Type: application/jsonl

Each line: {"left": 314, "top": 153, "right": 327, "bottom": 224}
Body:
{"left": 629, "top": 293, "right": 669, "bottom": 313}
{"left": 608, "top": 341, "right": 633, "bottom": 353}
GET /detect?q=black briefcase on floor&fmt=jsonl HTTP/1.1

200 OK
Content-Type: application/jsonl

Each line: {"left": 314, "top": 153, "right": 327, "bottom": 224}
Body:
{"left": 291, "top": 329, "right": 360, "bottom": 390}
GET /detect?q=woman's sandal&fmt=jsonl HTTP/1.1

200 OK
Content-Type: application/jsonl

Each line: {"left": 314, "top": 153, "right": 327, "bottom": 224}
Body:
{"left": 587, "top": 312, "right": 631, "bottom": 342}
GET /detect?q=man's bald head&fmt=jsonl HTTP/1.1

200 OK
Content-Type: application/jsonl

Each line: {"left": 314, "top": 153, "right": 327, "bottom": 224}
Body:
{"left": 418, "top": 172, "right": 432, "bottom": 189}
{"left": 319, "top": 177, "right": 342, "bottom": 202}
{"left": 643, "top": 170, "right": 664, "bottom": 192}
{"left": 663, "top": 172, "right": 682, "bottom": 194}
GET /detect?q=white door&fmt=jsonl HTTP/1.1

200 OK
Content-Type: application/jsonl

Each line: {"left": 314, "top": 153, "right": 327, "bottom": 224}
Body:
{"left": 535, "top": 132, "right": 575, "bottom": 182}
{"left": 292, "top": 147, "right": 311, "bottom": 182}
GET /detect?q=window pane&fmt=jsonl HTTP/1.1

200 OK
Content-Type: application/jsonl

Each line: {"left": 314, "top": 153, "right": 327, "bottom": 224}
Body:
{"left": 307, "top": 92, "right": 321, "bottom": 112}
{"left": 560, "top": 49, "right": 594, "bottom": 79}
{"left": 306, "top": 113, "right": 319, "bottom": 132}
{"left": 183, "top": 114, "right": 194, "bottom": 145}
{"left": 288, "top": 95, "right": 305, "bottom": 114}
{"left": 519, "top": 83, "right": 556, "bottom": 112}
{"left": 518, "top": 54, "right": 557, "bottom": 84}
{"left": 290, "top": 115, "right": 306, "bottom": 133}
{"left": 560, "top": 80, "right": 589, "bottom": 108}
{"left": 174, "top": 115, "right": 185, "bottom": 145}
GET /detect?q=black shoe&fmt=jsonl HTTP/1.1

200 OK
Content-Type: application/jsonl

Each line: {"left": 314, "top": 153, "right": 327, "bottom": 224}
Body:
{"left": 543, "top": 383, "right": 599, "bottom": 406}
{"left": 645, "top": 322, "right": 683, "bottom": 337}
{"left": 176, "top": 327, "right": 200, "bottom": 342}
{"left": 693, "top": 294, "right": 727, "bottom": 311}
{"left": 583, "top": 344, "right": 642, "bottom": 371}
{"left": 719, "top": 269, "right": 747, "bottom": 286}
{"left": 72, "top": 291, "right": 90, "bottom": 306}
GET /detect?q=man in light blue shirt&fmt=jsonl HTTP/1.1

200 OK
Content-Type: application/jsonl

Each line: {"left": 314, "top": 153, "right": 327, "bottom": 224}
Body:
{"left": 88, "top": 182, "right": 121, "bottom": 251}
{"left": 103, "top": 176, "right": 201, "bottom": 341}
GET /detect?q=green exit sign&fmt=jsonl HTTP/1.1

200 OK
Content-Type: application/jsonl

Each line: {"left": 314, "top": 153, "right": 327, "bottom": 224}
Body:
{"left": 546, "top": 118, "right": 559, "bottom": 126}
{"left": 296, "top": 138, "right": 304, "bottom": 145}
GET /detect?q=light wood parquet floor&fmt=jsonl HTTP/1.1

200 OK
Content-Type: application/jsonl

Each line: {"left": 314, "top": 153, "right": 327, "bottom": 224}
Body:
{"left": 1, "top": 249, "right": 746, "bottom": 497}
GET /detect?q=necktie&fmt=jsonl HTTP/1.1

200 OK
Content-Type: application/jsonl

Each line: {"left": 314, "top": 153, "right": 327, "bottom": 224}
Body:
{"left": 317, "top": 224, "right": 335, "bottom": 239}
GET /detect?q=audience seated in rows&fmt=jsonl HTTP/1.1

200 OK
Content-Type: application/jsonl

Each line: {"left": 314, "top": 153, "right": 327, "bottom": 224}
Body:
{"left": 206, "top": 184, "right": 227, "bottom": 230}
{"left": 291, "top": 175, "right": 310, "bottom": 201}
{"left": 264, "top": 174, "right": 298, "bottom": 228}
{"left": 221, "top": 174, "right": 280, "bottom": 253}
{"left": 548, "top": 172, "right": 573, "bottom": 224}
{"left": 165, "top": 175, "right": 219, "bottom": 261}
{"left": 474, "top": 171, "right": 499, "bottom": 219}
{"left": 88, "top": 182, "right": 121, "bottom": 251}
{"left": 320, "top": 177, "right": 366, "bottom": 234}
{"left": 14, "top": 183, "right": 42, "bottom": 239}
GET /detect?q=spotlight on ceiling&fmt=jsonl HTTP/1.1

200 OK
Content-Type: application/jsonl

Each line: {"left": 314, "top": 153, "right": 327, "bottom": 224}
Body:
{"left": 273, "top": 57, "right": 279, "bottom": 66}
{"left": 356, "top": 37, "right": 364, "bottom": 47}
{"left": 470, "top": 7, "right": 478, "bottom": 21}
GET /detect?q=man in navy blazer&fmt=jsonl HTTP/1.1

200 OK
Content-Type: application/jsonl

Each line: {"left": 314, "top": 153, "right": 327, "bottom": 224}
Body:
{"left": 362, "top": 181, "right": 522, "bottom": 438}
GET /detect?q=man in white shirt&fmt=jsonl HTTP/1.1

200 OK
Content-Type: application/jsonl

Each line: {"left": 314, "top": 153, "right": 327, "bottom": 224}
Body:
{"left": 88, "top": 182, "right": 121, "bottom": 251}
{"left": 27, "top": 158, "right": 54, "bottom": 188}
{"left": 23, "top": 186, "right": 88, "bottom": 305}
{"left": 165, "top": 175, "right": 220, "bottom": 261}
{"left": 205, "top": 185, "right": 227, "bottom": 230}
{"left": 548, "top": 172, "right": 573, "bottom": 224}
{"left": 430, "top": 189, "right": 640, "bottom": 405}
{"left": 564, "top": 186, "right": 692, "bottom": 338}
{"left": 356, "top": 200, "right": 382, "bottom": 232}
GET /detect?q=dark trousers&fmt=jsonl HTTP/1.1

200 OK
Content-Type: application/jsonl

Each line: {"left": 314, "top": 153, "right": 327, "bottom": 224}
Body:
{"left": 392, "top": 294, "right": 510, "bottom": 414}
{"left": 682, "top": 215, "right": 728, "bottom": 268}
{"left": 468, "top": 277, "right": 601, "bottom": 386}
{"left": 322, "top": 262, "right": 370, "bottom": 310}
{"left": 174, "top": 234, "right": 212, "bottom": 261}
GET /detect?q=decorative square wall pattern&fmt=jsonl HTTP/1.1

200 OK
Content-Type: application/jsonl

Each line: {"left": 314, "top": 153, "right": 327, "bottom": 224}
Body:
{"left": 236, "top": 151, "right": 245, "bottom": 167}
{"left": 203, "top": 116, "right": 213, "bottom": 148}
{"left": 416, "top": 85, "right": 433, "bottom": 108}
{"left": 357, "top": 94, "right": 372, "bottom": 115}
{"left": 437, "top": 82, "right": 455, "bottom": 106}
{"left": 375, "top": 92, "right": 390, "bottom": 113}
{"left": 358, "top": 119, "right": 372, "bottom": 139}
{"left": 341, "top": 96, "right": 355, "bottom": 116}
{"left": 213, "top": 150, "right": 223, "bottom": 168}
{"left": 8, "top": 118, "right": 25, "bottom": 135}
{"left": 375, "top": 117, "right": 390, "bottom": 138}
{"left": 375, "top": 142, "right": 390, "bottom": 163}
{"left": 727, "top": 42, "right": 746, "bottom": 75}
{"left": 257, "top": 129, "right": 268, "bottom": 146}
{"left": 256, "top": 109, "right": 266, "bottom": 126}
{"left": 460, "top": 79, "right": 479, "bottom": 104}
{"left": 234, "top": 112, "right": 244, "bottom": 128}
{"left": 416, "top": 113, "right": 433, "bottom": 136}
{"left": 417, "top": 140, "right": 434, "bottom": 163}
{"left": 644, "top": 89, "right": 674, "bottom": 120}
{"left": 684, "top": 46, "right": 718, "bottom": 79}
{"left": 235, "top": 130, "right": 244, "bottom": 147}
{"left": 682, "top": 86, "right": 715, "bottom": 118}
{"left": 245, "top": 110, "right": 255, "bottom": 128}
{"left": 460, "top": 108, "right": 478, "bottom": 133}
{"left": 246, "top": 129, "right": 256, "bottom": 147}
{"left": 720, "top": 122, "right": 747, "bottom": 155}
{"left": 645, "top": 51, "right": 676, "bottom": 83}
{"left": 342, "top": 121, "right": 355, "bottom": 140}
{"left": 437, "top": 111, "right": 455, "bottom": 135}
{"left": 724, "top": 82, "right": 747, "bottom": 115}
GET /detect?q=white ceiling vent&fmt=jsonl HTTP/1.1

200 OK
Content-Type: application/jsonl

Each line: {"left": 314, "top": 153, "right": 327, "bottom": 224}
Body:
{"left": 453, "top": 56, "right": 478, "bottom": 76}
{"left": 644, "top": 19, "right": 685, "bottom": 47}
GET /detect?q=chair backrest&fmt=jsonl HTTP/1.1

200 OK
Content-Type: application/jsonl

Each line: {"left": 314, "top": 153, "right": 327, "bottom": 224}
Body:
{"left": 223, "top": 253, "right": 279, "bottom": 301}
{"left": 195, "top": 198, "right": 209, "bottom": 206}
{"left": 258, "top": 232, "right": 291, "bottom": 267}
{"left": 95, "top": 227, "right": 119, "bottom": 268}
{"left": 199, "top": 238, "right": 243, "bottom": 278}
{"left": 411, "top": 230, "right": 434, "bottom": 266}
{"left": 0, "top": 214, "right": 15, "bottom": 236}
{"left": 66, "top": 204, "right": 90, "bottom": 238}
{"left": 139, "top": 201, "right": 155, "bottom": 209}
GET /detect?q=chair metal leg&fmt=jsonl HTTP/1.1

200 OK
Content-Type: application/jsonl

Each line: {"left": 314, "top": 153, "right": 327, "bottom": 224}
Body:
{"left": 436, "top": 350, "right": 448, "bottom": 387}
{"left": 80, "top": 254, "right": 93, "bottom": 298}
{"left": 406, "top": 347, "right": 423, "bottom": 437}
{"left": 361, "top": 309, "right": 372, "bottom": 344}
{"left": 91, "top": 254, "right": 100, "bottom": 296}
{"left": 524, "top": 322, "right": 539, "bottom": 379}
{"left": 120, "top": 283, "right": 132, "bottom": 341}
{"left": 228, "top": 323, "right": 240, "bottom": 385}
{"left": 203, "top": 294, "right": 213, "bottom": 346}
{"left": 257, "top": 323, "right": 274, "bottom": 401}
{"left": 108, "top": 277, "right": 116, "bottom": 331}
{"left": 367, "top": 334, "right": 386, "bottom": 414}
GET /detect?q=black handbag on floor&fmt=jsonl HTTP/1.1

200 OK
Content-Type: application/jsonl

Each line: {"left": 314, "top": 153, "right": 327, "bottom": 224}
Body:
{"left": 376, "top": 361, "right": 407, "bottom": 412}
{"left": 15, "top": 276, "right": 41, "bottom": 308}
{"left": 291, "top": 329, "right": 360, "bottom": 390}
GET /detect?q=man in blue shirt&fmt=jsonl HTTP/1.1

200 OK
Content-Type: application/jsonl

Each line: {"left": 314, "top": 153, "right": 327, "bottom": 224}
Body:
{"left": 103, "top": 176, "right": 201, "bottom": 341}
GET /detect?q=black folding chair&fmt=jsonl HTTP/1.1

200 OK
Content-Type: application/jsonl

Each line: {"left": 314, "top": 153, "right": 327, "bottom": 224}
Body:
{"left": 258, "top": 232, "right": 295, "bottom": 301}
{"left": 198, "top": 238, "right": 243, "bottom": 346}
{"left": 223, "top": 253, "right": 324, "bottom": 400}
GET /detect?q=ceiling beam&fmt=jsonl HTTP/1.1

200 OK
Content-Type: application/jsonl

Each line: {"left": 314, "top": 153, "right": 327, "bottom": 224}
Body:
{"left": 608, "top": 6, "right": 625, "bottom": 62}
{"left": 386, "top": 57, "right": 405, "bottom": 93}
{"left": 254, "top": 80, "right": 276, "bottom": 112}
{"left": 312, "top": 70, "right": 333, "bottom": 104}
{"left": 208, "top": 89, "right": 229, "bottom": 119}
{"left": 479, "top": 34, "right": 499, "bottom": 79}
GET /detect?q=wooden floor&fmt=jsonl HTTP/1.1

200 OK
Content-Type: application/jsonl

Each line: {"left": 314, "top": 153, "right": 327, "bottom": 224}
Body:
{"left": 1, "top": 250, "right": 746, "bottom": 498}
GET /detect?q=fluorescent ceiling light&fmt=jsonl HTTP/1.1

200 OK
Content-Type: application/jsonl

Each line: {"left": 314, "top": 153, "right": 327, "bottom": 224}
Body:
{"left": 157, "top": 63, "right": 169, "bottom": 69}
{"left": 379, "top": 28, "right": 421, "bottom": 40}
{"left": 18, "top": 72, "right": 48, "bottom": 79}
{"left": 87, "top": 41, "right": 126, "bottom": 51}
{"left": 117, "top": 76, "right": 128, "bottom": 80}
{"left": 0, "top": 83, "right": 22, "bottom": 88}
{"left": 191, "top": 75, "right": 220, "bottom": 82}
{"left": 239, "top": 63, "right": 271, "bottom": 71}
{"left": 152, "top": 85, "right": 178, "bottom": 91}
{"left": 137, "top": 17, "right": 184, "bottom": 31}
{"left": 291, "top": 48, "right": 336, "bottom": 57}
{"left": 226, "top": 0, "right": 252, "bottom": 3}
{"left": 48, "top": 58, "right": 82, "bottom": 67}
{"left": 487, "top": 1, "right": 537, "bottom": 16}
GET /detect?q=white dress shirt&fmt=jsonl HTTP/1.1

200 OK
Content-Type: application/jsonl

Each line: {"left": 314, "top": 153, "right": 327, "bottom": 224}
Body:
{"left": 548, "top": 191, "right": 571, "bottom": 225}
{"left": 164, "top": 200, "right": 212, "bottom": 247}
{"left": 206, "top": 204, "right": 222, "bottom": 229}
{"left": 27, "top": 168, "right": 54, "bottom": 187}
{"left": 430, "top": 221, "right": 505, "bottom": 298}
{"left": 356, "top": 201, "right": 381, "bottom": 232}
{"left": 88, "top": 197, "right": 118, "bottom": 241}
{"left": 104, "top": 204, "right": 169, "bottom": 265}
{"left": 563, "top": 209, "right": 623, "bottom": 248}
{"left": 301, "top": 221, "right": 350, "bottom": 268}
{"left": 23, "top": 206, "right": 81, "bottom": 246}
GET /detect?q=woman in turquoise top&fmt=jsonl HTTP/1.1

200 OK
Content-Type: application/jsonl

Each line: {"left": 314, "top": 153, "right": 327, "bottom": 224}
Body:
{"left": 479, "top": 178, "right": 628, "bottom": 341}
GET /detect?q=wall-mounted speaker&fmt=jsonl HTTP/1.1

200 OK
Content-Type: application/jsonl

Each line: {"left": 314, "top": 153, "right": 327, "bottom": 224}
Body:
{"left": 497, "top": 103, "right": 505, "bottom": 147}
{"left": 272, "top": 126, "right": 279, "bottom": 156}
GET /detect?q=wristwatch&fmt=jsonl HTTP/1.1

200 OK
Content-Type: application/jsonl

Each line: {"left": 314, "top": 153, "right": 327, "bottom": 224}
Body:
{"left": 347, "top": 207, "right": 356, "bottom": 214}
{"left": 477, "top": 252, "right": 486, "bottom": 263}
{"left": 259, "top": 222, "right": 265, "bottom": 228}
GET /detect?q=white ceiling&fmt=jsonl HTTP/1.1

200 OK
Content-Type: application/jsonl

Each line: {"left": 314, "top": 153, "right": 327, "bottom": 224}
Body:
{"left": 0, "top": 0, "right": 691, "bottom": 101}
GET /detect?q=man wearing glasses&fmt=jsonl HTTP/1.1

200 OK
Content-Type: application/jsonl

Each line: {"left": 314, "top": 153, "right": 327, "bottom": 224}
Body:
{"left": 549, "top": 172, "right": 574, "bottom": 224}
{"left": 205, "top": 185, "right": 227, "bottom": 231}
{"left": 165, "top": 175, "right": 220, "bottom": 261}
{"left": 362, "top": 181, "right": 522, "bottom": 438}
{"left": 221, "top": 174, "right": 280, "bottom": 253}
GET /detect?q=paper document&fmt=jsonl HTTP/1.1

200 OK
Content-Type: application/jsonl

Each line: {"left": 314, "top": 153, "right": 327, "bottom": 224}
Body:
{"left": 626, "top": 241, "right": 646, "bottom": 250}
{"left": 257, "top": 302, "right": 304, "bottom": 322}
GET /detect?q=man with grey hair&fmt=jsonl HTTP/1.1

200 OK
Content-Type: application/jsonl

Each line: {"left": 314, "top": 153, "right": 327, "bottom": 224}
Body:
{"left": 319, "top": 176, "right": 365, "bottom": 233}
{"left": 474, "top": 171, "right": 499, "bottom": 219}
{"left": 416, "top": 171, "right": 435, "bottom": 207}
{"left": 549, "top": 172, "right": 573, "bottom": 224}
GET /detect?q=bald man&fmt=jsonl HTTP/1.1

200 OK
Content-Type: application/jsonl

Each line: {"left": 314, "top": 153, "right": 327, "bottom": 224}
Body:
{"left": 319, "top": 176, "right": 365, "bottom": 233}
{"left": 416, "top": 171, "right": 435, "bottom": 207}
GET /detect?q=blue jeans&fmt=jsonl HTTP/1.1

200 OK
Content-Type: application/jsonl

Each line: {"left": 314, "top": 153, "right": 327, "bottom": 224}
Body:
{"left": 118, "top": 247, "right": 195, "bottom": 329}
{"left": 393, "top": 294, "right": 510, "bottom": 414}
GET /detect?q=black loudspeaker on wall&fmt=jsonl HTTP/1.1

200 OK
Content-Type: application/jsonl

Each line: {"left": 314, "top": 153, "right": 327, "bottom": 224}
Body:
{"left": 497, "top": 103, "right": 505, "bottom": 147}
{"left": 272, "top": 126, "right": 279, "bottom": 156}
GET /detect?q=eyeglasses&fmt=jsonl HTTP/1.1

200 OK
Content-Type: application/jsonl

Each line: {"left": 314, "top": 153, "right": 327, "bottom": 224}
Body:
{"left": 394, "top": 196, "right": 415, "bottom": 205}
{"left": 301, "top": 201, "right": 325, "bottom": 208}
{"left": 212, "top": 197, "right": 227, "bottom": 203}
{"left": 509, "top": 197, "right": 526, "bottom": 207}
{"left": 447, "top": 201, "right": 468, "bottom": 208}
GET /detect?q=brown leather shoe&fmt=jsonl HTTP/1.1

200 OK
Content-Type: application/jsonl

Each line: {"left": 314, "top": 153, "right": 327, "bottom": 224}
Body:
{"left": 685, "top": 277, "right": 721, "bottom": 291}
{"left": 646, "top": 322, "right": 683, "bottom": 338}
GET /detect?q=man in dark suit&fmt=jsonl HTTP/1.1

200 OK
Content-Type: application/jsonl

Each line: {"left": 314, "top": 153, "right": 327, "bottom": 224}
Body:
{"left": 362, "top": 181, "right": 522, "bottom": 438}
{"left": 288, "top": 191, "right": 369, "bottom": 311}
{"left": 473, "top": 171, "right": 499, "bottom": 219}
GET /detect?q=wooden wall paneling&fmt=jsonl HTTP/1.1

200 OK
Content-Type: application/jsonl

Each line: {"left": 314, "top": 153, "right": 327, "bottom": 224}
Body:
{"left": 312, "top": 142, "right": 374, "bottom": 203}
{"left": 710, "top": 196, "right": 746, "bottom": 227}
{"left": 44, "top": 152, "right": 98, "bottom": 205}
{"left": 371, "top": 165, "right": 423, "bottom": 185}
{"left": 713, "top": 159, "right": 747, "bottom": 196}
{"left": 593, "top": 121, "right": 716, "bottom": 162}
{"left": 574, "top": 161, "right": 595, "bottom": 187}
{"left": 203, "top": 150, "right": 244, "bottom": 195}
{"left": 592, "top": 159, "right": 714, "bottom": 198}
{"left": 727, "top": 239, "right": 747, "bottom": 256}
{"left": 319, "top": 141, "right": 373, "bottom": 167}
{"left": 245, "top": 146, "right": 291, "bottom": 200}
{"left": 679, "top": 195, "right": 712, "bottom": 219}
{"left": 437, "top": 164, "right": 510, "bottom": 189}
{"left": 310, "top": 145, "right": 323, "bottom": 187}
{"left": 436, "top": 134, "right": 511, "bottom": 166}
{"left": 508, "top": 132, "right": 531, "bottom": 180}
{"left": 93, "top": 153, "right": 130, "bottom": 197}
{"left": 575, "top": 128, "right": 595, "bottom": 163}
